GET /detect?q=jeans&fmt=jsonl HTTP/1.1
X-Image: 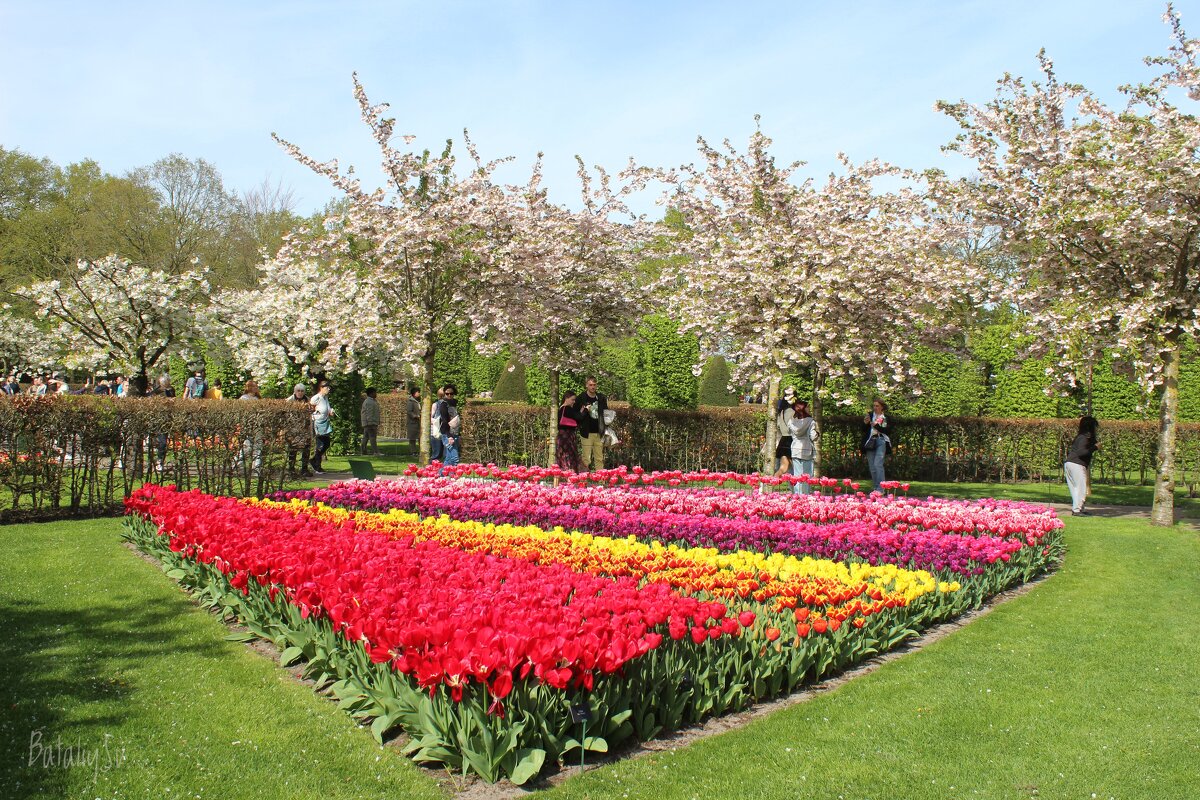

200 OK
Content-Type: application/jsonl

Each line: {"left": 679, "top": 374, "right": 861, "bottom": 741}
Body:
{"left": 440, "top": 435, "right": 459, "bottom": 470}
{"left": 1064, "top": 461, "right": 1088, "bottom": 512}
{"left": 866, "top": 441, "right": 886, "bottom": 491}
{"left": 792, "top": 458, "right": 814, "bottom": 494}
{"left": 430, "top": 434, "right": 443, "bottom": 462}
{"left": 312, "top": 433, "right": 331, "bottom": 471}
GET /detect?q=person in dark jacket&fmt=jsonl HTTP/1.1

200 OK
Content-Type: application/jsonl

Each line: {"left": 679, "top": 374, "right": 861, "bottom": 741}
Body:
{"left": 862, "top": 398, "right": 893, "bottom": 492}
{"left": 435, "top": 383, "right": 460, "bottom": 470}
{"left": 1064, "top": 415, "right": 1100, "bottom": 515}
{"left": 556, "top": 390, "right": 583, "bottom": 472}
{"left": 577, "top": 377, "right": 608, "bottom": 471}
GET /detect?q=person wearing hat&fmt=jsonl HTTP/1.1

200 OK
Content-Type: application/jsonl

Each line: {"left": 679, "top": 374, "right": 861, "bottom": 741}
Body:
{"left": 52, "top": 373, "right": 71, "bottom": 395}
{"left": 286, "top": 382, "right": 313, "bottom": 476}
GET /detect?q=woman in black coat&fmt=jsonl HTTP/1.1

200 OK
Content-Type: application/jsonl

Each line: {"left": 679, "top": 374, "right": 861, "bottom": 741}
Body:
{"left": 556, "top": 391, "right": 584, "bottom": 472}
{"left": 862, "top": 398, "right": 893, "bottom": 492}
{"left": 1064, "top": 415, "right": 1100, "bottom": 515}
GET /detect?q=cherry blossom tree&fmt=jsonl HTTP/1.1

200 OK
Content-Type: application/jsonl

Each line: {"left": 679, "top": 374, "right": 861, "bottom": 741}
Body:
{"left": 209, "top": 229, "right": 375, "bottom": 380}
{"left": 468, "top": 155, "right": 648, "bottom": 465}
{"left": 937, "top": 6, "right": 1200, "bottom": 525}
{"left": 646, "top": 124, "right": 967, "bottom": 472}
{"left": 273, "top": 75, "right": 513, "bottom": 463}
{"left": 0, "top": 311, "right": 60, "bottom": 375}
{"left": 14, "top": 255, "right": 209, "bottom": 394}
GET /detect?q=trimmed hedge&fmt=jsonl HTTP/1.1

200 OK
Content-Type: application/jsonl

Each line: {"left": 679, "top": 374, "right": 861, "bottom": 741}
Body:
{"left": 0, "top": 395, "right": 311, "bottom": 521}
{"left": 432, "top": 401, "right": 1200, "bottom": 487}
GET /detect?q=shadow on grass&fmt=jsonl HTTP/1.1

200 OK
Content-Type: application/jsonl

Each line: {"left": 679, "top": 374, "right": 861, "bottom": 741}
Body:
{"left": 0, "top": 597, "right": 224, "bottom": 798}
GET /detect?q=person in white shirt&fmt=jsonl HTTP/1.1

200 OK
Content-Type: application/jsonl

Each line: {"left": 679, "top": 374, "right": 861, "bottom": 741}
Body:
{"left": 787, "top": 400, "right": 818, "bottom": 494}
{"left": 309, "top": 381, "right": 335, "bottom": 474}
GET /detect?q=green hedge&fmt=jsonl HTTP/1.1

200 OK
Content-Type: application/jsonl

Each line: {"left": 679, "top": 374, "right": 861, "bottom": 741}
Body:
{"left": 627, "top": 315, "right": 699, "bottom": 410}
{"left": 0, "top": 395, "right": 310, "bottom": 521}
{"left": 444, "top": 401, "right": 1200, "bottom": 487}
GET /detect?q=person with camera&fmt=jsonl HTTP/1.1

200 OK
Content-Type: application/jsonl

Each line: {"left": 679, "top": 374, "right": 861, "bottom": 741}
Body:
{"left": 577, "top": 377, "right": 608, "bottom": 472}
{"left": 862, "top": 398, "right": 893, "bottom": 492}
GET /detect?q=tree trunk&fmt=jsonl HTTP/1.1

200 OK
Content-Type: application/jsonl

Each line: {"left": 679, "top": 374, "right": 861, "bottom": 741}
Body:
{"left": 762, "top": 378, "right": 780, "bottom": 474}
{"left": 546, "top": 369, "right": 560, "bottom": 468}
{"left": 131, "top": 371, "right": 149, "bottom": 397}
{"left": 812, "top": 369, "right": 825, "bottom": 478}
{"left": 420, "top": 348, "right": 436, "bottom": 466}
{"left": 1151, "top": 337, "right": 1181, "bottom": 527}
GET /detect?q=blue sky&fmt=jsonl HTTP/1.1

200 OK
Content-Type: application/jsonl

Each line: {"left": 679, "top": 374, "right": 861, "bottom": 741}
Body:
{"left": 0, "top": 1, "right": 1192, "bottom": 215}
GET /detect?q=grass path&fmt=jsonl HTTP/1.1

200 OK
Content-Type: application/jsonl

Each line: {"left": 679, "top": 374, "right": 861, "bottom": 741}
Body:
{"left": 0, "top": 518, "right": 443, "bottom": 800}
{"left": 2, "top": 513, "right": 1198, "bottom": 799}
{"left": 546, "top": 516, "right": 1200, "bottom": 800}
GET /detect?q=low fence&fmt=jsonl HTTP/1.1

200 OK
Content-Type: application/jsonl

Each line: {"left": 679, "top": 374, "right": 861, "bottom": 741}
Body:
{"left": 0, "top": 395, "right": 311, "bottom": 522}
{"left": 392, "top": 401, "right": 1200, "bottom": 488}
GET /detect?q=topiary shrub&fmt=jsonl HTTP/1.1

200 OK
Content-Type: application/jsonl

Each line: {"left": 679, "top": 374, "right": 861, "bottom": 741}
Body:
{"left": 493, "top": 361, "right": 529, "bottom": 403}
{"left": 698, "top": 355, "right": 738, "bottom": 407}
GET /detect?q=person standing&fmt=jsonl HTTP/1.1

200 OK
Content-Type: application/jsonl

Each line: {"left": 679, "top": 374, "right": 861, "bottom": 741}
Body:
{"left": 360, "top": 388, "right": 381, "bottom": 455}
{"left": 430, "top": 387, "right": 445, "bottom": 462}
{"left": 1064, "top": 415, "right": 1100, "bottom": 516}
{"left": 577, "top": 377, "right": 608, "bottom": 472}
{"left": 774, "top": 387, "right": 797, "bottom": 478}
{"left": 309, "top": 381, "right": 335, "bottom": 475}
{"left": 435, "top": 383, "right": 460, "bottom": 469}
{"left": 29, "top": 376, "right": 47, "bottom": 397}
{"left": 286, "top": 383, "right": 312, "bottom": 477}
{"left": 862, "top": 398, "right": 892, "bottom": 492}
{"left": 184, "top": 370, "right": 207, "bottom": 400}
{"left": 406, "top": 387, "right": 422, "bottom": 456}
{"left": 203, "top": 379, "right": 223, "bottom": 400}
{"left": 788, "top": 399, "right": 818, "bottom": 494}
{"left": 237, "top": 380, "right": 264, "bottom": 471}
{"left": 152, "top": 375, "right": 175, "bottom": 470}
{"left": 114, "top": 376, "right": 126, "bottom": 398}
{"left": 556, "top": 390, "right": 583, "bottom": 472}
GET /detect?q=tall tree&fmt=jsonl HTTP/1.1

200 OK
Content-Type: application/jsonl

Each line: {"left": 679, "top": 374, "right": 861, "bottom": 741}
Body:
{"left": 467, "top": 155, "right": 646, "bottom": 463}
{"left": 209, "top": 235, "right": 368, "bottom": 380}
{"left": 646, "top": 123, "right": 966, "bottom": 472}
{"left": 272, "top": 74, "right": 511, "bottom": 464}
{"left": 937, "top": 7, "right": 1200, "bottom": 525}
{"left": 133, "top": 154, "right": 237, "bottom": 277}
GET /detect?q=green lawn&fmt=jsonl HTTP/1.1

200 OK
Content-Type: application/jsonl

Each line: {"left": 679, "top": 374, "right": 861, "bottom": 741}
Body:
{"left": 906, "top": 479, "right": 1200, "bottom": 516}
{"left": 0, "top": 518, "right": 443, "bottom": 800}
{"left": 2, "top": 509, "right": 1197, "bottom": 799}
{"left": 547, "top": 515, "right": 1200, "bottom": 799}
{"left": 317, "top": 438, "right": 417, "bottom": 477}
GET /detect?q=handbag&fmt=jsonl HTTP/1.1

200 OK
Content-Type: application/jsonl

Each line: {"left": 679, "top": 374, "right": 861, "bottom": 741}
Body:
{"left": 862, "top": 435, "right": 878, "bottom": 452}
{"left": 559, "top": 411, "right": 578, "bottom": 428}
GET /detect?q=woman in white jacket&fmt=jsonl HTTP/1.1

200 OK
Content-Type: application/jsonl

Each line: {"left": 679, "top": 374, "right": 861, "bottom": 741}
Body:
{"left": 788, "top": 400, "right": 818, "bottom": 494}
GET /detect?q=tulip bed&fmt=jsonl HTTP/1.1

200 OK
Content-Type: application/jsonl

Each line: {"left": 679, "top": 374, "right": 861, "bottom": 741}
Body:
{"left": 125, "top": 470, "right": 1062, "bottom": 785}
{"left": 278, "top": 476, "right": 1061, "bottom": 601}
